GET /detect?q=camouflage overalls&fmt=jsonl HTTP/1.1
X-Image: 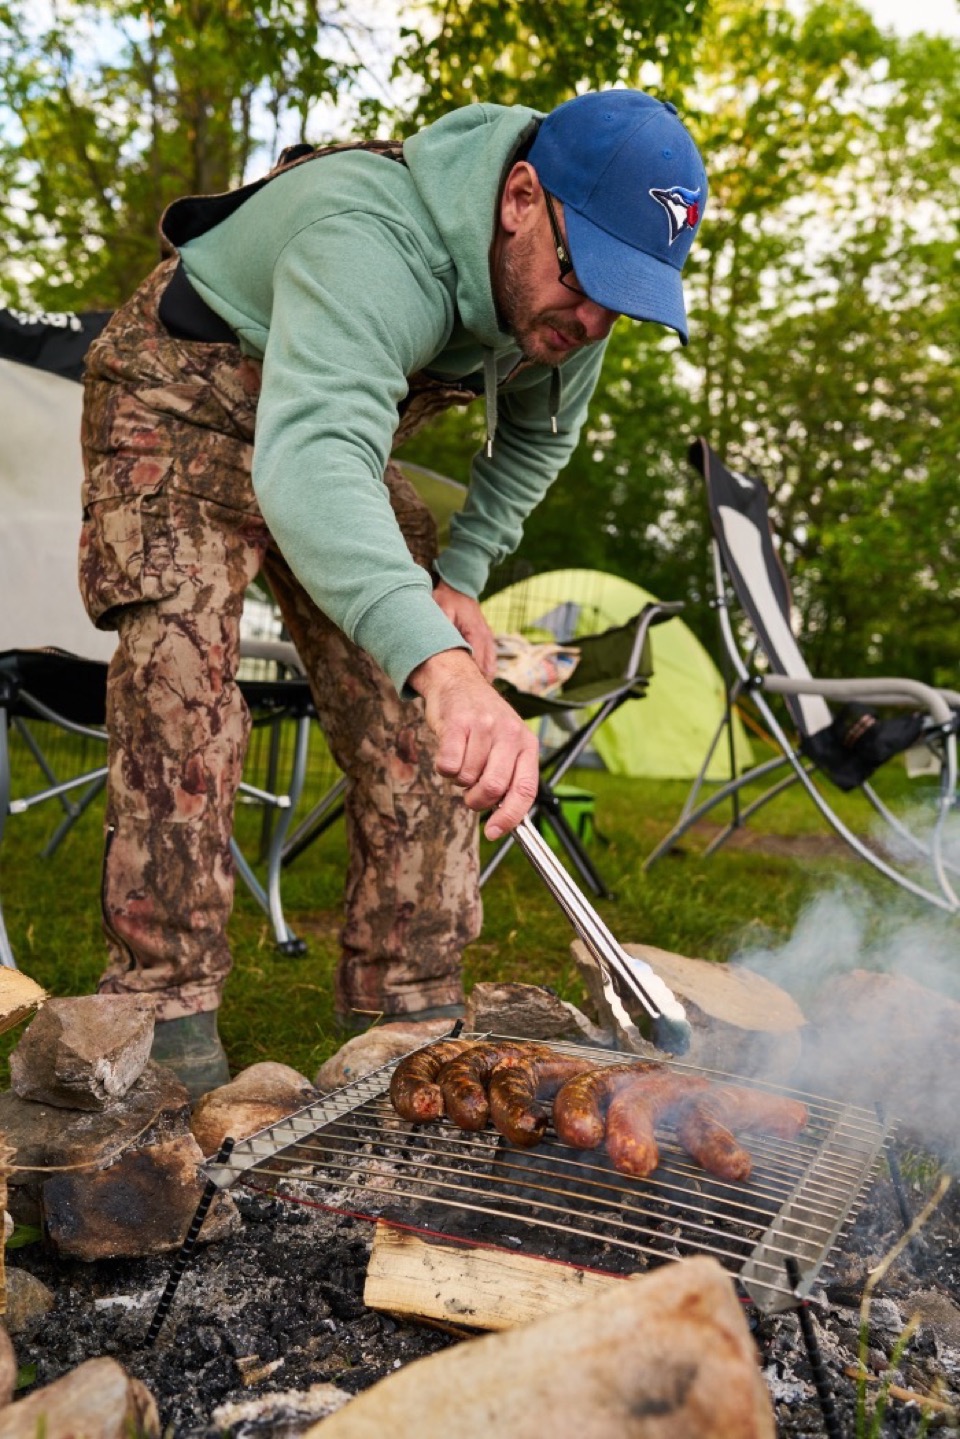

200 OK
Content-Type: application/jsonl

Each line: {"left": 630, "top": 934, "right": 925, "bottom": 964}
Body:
{"left": 79, "top": 153, "right": 484, "bottom": 1022}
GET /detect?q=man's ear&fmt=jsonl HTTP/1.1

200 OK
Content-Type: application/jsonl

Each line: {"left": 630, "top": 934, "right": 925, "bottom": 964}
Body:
{"left": 499, "top": 161, "right": 541, "bottom": 237}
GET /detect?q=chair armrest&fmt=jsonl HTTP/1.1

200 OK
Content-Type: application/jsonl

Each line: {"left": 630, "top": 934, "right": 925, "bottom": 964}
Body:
{"left": 761, "top": 674, "right": 956, "bottom": 728}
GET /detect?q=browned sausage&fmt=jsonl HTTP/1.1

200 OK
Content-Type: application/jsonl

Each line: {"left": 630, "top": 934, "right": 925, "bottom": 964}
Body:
{"left": 438, "top": 1041, "right": 549, "bottom": 1130}
{"left": 604, "top": 1071, "right": 711, "bottom": 1177}
{"left": 675, "top": 1086, "right": 808, "bottom": 1181}
{"left": 553, "top": 1062, "right": 658, "bottom": 1150}
{"left": 674, "top": 1104, "right": 753, "bottom": 1181}
{"left": 699, "top": 1086, "right": 809, "bottom": 1139}
{"left": 489, "top": 1053, "right": 597, "bottom": 1147}
{"left": 389, "top": 1039, "right": 474, "bottom": 1122}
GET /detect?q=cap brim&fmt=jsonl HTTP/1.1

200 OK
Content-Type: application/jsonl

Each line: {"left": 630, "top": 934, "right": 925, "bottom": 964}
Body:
{"left": 565, "top": 207, "right": 689, "bottom": 345}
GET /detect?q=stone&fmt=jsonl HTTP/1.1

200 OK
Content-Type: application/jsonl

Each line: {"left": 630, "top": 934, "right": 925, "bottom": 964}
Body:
{"left": 191, "top": 1061, "right": 318, "bottom": 1157}
{"left": 0, "top": 1268, "right": 54, "bottom": 1338}
{"left": 0, "top": 1356, "right": 159, "bottom": 1438}
{"left": 9, "top": 995, "right": 155, "bottom": 1110}
{"left": 314, "top": 1020, "right": 456, "bottom": 1093}
{"left": 465, "top": 981, "right": 610, "bottom": 1045}
{"left": 0, "top": 1061, "right": 192, "bottom": 1224}
{"left": 572, "top": 940, "right": 805, "bottom": 1080}
{"left": 306, "top": 1255, "right": 775, "bottom": 1439}
{"left": 0, "top": 1326, "right": 15, "bottom": 1410}
{"left": 42, "top": 1132, "right": 239, "bottom": 1261}
{"left": 797, "top": 969, "right": 960, "bottom": 1164}
{"left": 907, "top": 1288, "right": 960, "bottom": 1348}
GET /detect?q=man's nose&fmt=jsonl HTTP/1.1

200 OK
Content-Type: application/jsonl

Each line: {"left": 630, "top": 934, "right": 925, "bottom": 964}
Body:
{"left": 576, "top": 298, "right": 618, "bottom": 343}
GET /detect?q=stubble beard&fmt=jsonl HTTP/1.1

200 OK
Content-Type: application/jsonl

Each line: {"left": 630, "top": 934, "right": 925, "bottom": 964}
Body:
{"left": 494, "top": 229, "right": 589, "bottom": 367}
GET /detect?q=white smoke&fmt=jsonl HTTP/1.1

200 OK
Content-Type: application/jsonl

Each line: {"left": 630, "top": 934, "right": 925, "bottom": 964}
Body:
{"left": 732, "top": 880, "right": 960, "bottom": 1008}
{"left": 730, "top": 880, "right": 960, "bottom": 1164}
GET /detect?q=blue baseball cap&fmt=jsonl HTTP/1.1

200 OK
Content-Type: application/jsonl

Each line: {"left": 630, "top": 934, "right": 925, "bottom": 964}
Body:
{"left": 527, "top": 89, "right": 708, "bottom": 344}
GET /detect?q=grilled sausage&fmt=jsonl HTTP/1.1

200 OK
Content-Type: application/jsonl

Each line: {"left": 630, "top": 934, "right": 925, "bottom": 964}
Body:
{"left": 700, "top": 1086, "right": 809, "bottom": 1139}
{"left": 553, "top": 1062, "right": 658, "bottom": 1150}
{"left": 675, "top": 1086, "right": 809, "bottom": 1182}
{"left": 489, "top": 1052, "right": 597, "bottom": 1147}
{"left": 674, "top": 1104, "right": 753, "bottom": 1181}
{"left": 389, "top": 1039, "right": 474, "bottom": 1122}
{"left": 604, "top": 1071, "right": 711, "bottom": 1177}
{"left": 438, "top": 1041, "right": 549, "bottom": 1131}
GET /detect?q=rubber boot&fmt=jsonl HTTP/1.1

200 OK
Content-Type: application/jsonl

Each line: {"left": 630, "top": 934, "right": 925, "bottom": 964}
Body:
{"left": 151, "top": 1010, "right": 231, "bottom": 1101}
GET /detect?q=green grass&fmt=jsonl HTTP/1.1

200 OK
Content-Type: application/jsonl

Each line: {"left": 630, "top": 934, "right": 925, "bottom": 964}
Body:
{"left": 1, "top": 717, "right": 934, "bottom": 1083}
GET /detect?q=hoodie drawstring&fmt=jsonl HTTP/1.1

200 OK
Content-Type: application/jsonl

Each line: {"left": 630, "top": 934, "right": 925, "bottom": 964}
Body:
{"left": 549, "top": 366, "right": 562, "bottom": 435}
{"left": 482, "top": 355, "right": 563, "bottom": 456}
{"left": 483, "top": 350, "right": 499, "bottom": 457}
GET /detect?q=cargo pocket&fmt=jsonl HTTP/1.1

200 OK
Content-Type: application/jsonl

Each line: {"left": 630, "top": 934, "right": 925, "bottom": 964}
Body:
{"left": 79, "top": 472, "right": 177, "bottom": 629}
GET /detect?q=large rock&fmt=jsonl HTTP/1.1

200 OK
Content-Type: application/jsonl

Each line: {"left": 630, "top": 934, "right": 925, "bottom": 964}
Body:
{"left": 0, "top": 1357, "right": 159, "bottom": 1438}
{"left": 0, "top": 1327, "right": 15, "bottom": 1410}
{"left": 314, "top": 1020, "right": 456, "bottom": 1093}
{"left": 465, "top": 982, "right": 610, "bottom": 1045}
{"left": 191, "top": 1061, "right": 319, "bottom": 1156}
{"left": 572, "top": 940, "right": 805, "bottom": 1080}
{"left": 0, "top": 1061, "right": 192, "bottom": 1224}
{"left": 0, "top": 1268, "right": 54, "bottom": 1339}
{"left": 306, "top": 1256, "right": 774, "bottom": 1439}
{"left": 797, "top": 968, "right": 960, "bottom": 1165}
{"left": 9, "top": 995, "right": 155, "bottom": 1110}
{"left": 42, "top": 1133, "right": 238, "bottom": 1260}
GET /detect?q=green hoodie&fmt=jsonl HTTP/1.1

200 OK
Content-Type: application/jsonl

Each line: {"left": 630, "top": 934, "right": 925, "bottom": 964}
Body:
{"left": 180, "top": 103, "right": 608, "bottom": 694}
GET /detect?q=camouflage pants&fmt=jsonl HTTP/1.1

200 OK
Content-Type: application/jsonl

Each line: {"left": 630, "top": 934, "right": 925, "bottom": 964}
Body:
{"left": 79, "top": 258, "right": 481, "bottom": 1022}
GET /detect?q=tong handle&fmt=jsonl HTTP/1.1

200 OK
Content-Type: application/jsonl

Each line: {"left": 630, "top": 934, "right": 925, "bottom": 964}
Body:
{"left": 514, "top": 816, "right": 660, "bottom": 1021}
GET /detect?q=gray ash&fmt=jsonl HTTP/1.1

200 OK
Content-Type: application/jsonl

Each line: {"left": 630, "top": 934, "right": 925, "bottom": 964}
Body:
{"left": 12, "top": 1192, "right": 455, "bottom": 1436}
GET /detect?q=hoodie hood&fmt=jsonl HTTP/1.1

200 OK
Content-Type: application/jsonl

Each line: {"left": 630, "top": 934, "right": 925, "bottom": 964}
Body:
{"left": 403, "top": 103, "right": 542, "bottom": 350}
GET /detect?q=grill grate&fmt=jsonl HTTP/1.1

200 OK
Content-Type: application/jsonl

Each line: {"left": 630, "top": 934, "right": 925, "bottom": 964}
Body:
{"left": 202, "top": 1036, "right": 889, "bottom": 1315}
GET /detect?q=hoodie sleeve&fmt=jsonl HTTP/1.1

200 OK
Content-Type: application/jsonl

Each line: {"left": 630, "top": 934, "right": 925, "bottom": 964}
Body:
{"left": 250, "top": 209, "right": 473, "bottom": 693}
{"left": 434, "top": 340, "right": 608, "bottom": 598}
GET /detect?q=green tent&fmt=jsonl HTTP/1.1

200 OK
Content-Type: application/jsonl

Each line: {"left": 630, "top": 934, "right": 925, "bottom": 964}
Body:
{"left": 481, "top": 568, "right": 753, "bottom": 781}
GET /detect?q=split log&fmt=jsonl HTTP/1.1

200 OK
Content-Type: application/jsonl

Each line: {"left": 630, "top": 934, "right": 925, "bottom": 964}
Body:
{"left": 0, "top": 971, "right": 45, "bottom": 1038}
{"left": 364, "top": 1224, "right": 621, "bottom": 1330}
{"left": 572, "top": 939, "right": 806, "bottom": 1081}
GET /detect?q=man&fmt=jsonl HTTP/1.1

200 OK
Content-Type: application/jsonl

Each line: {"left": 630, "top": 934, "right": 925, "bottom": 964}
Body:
{"left": 79, "top": 89, "right": 707, "bottom": 1097}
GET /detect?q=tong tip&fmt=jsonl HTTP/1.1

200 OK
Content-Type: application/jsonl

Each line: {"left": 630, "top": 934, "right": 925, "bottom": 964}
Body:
{"left": 652, "top": 1013, "right": 693, "bottom": 1056}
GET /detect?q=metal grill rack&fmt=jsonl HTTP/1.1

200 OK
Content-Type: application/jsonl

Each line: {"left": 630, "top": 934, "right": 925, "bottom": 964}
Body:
{"left": 202, "top": 1036, "right": 890, "bottom": 1316}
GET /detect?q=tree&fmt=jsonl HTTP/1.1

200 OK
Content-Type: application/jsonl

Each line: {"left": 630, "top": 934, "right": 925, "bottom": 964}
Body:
{"left": 394, "top": 0, "right": 708, "bottom": 121}
{"left": 0, "top": 0, "right": 371, "bottom": 306}
{"left": 683, "top": 0, "right": 959, "bottom": 675}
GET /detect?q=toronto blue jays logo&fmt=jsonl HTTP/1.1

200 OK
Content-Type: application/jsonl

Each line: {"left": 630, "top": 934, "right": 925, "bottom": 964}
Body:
{"left": 649, "top": 185, "right": 702, "bottom": 244}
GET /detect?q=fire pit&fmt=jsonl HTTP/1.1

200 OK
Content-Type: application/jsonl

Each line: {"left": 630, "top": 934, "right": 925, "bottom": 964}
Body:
{"left": 198, "top": 1035, "right": 890, "bottom": 1318}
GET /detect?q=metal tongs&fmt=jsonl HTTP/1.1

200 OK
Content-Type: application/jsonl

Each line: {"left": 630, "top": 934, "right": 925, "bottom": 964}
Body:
{"left": 514, "top": 815, "right": 691, "bottom": 1056}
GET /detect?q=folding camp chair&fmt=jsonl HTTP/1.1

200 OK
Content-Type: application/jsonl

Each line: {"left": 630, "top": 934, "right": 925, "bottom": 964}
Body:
{"left": 480, "top": 600, "right": 684, "bottom": 895}
{"left": 279, "top": 601, "right": 684, "bottom": 898}
{"left": 645, "top": 438, "right": 960, "bottom": 913}
{"left": 0, "top": 641, "right": 316, "bottom": 969}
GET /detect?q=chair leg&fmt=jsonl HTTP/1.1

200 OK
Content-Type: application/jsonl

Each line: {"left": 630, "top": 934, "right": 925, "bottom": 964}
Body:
{"left": 281, "top": 775, "right": 347, "bottom": 867}
{"left": 479, "top": 783, "right": 611, "bottom": 897}
{"left": 0, "top": 902, "right": 16, "bottom": 969}
{"left": 644, "top": 754, "right": 791, "bottom": 869}
{"left": 234, "top": 714, "right": 313, "bottom": 955}
{"left": 535, "top": 786, "right": 612, "bottom": 898}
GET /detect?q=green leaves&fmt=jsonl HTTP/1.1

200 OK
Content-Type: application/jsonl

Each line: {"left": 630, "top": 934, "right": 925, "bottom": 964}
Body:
{"left": 394, "top": 0, "right": 709, "bottom": 121}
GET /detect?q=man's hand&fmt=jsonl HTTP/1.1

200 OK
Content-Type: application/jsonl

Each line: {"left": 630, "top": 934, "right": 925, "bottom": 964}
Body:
{"left": 431, "top": 580, "right": 499, "bottom": 681}
{"left": 409, "top": 648, "right": 539, "bottom": 839}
